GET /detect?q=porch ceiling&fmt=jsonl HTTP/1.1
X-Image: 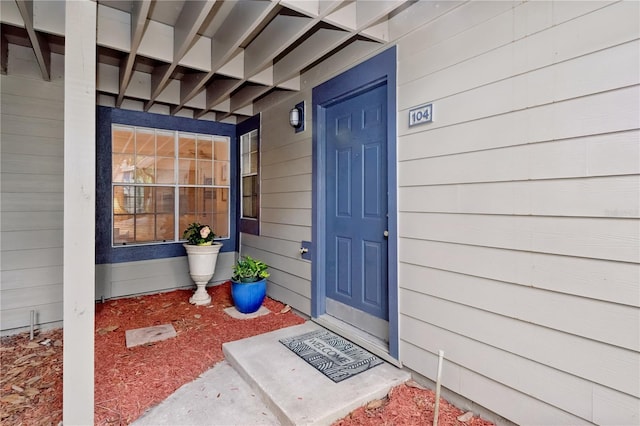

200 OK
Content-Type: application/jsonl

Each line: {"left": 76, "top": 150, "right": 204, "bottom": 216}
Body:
{"left": 0, "top": 0, "right": 414, "bottom": 123}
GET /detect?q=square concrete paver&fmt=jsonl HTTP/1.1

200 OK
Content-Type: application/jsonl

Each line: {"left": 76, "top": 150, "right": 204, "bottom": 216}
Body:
{"left": 223, "top": 305, "right": 271, "bottom": 319}
{"left": 125, "top": 324, "right": 177, "bottom": 348}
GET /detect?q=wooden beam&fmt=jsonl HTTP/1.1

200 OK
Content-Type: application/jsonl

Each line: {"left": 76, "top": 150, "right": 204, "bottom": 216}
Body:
{"left": 229, "top": 84, "right": 270, "bottom": 112}
{"left": 173, "top": 0, "right": 278, "bottom": 115}
{"left": 273, "top": 27, "right": 351, "bottom": 85}
{"left": 116, "top": 0, "right": 151, "bottom": 107}
{"left": 63, "top": 1, "right": 96, "bottom": 424}
{"left": 15, "top": 0, "right": 51, "bottom": 81}
{"left": 204, "top": 77, "right": 242, "bottom": 109}
{"left": 244, "top": 14, "right": 312, "bottom": 78}
{"left": 145, "top": 0, "right": 215, "bottom": 111}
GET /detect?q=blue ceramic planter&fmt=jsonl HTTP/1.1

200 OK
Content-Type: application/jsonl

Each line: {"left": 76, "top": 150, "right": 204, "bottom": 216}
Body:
{"left": 231, "top": 278, "right": 267, "bottom": 314}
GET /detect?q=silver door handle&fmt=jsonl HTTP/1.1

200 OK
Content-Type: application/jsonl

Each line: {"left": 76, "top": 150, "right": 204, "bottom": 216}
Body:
{"left": 383, "top": 230, "right": 389, "bottom": 237}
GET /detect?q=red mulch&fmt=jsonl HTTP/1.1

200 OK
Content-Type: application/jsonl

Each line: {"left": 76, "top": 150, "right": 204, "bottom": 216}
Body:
{"left": 334, "top": 380, "right": 494, "bottom": 426}
{"left": 94, "top": 282, "right": 304, "bottom": 424}
{"left": 1, "top": 282, "right": 495, "bottom": 426}
{"left": 1, "top": 282, "right": 304, "bottom": 425}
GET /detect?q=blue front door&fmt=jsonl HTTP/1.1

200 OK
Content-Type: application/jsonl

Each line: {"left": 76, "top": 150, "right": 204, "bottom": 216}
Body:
{"left": 325, "top": 84, "right": 388, "bottom": 322}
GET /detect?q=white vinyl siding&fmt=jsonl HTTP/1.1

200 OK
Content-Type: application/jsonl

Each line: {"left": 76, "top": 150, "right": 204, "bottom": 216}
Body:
{"left": 1, "top": 61, "right": 65, "bottom": 333}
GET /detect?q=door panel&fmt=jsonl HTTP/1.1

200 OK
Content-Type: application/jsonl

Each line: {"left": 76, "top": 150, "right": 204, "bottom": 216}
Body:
{"left": 326, "top": 84, "right": 388, "bottom": 321}
{"left": 336, "top": 237, "right": 352, "bottom": 296}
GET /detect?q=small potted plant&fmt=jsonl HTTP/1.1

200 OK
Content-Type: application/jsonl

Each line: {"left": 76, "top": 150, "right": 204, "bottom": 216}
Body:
{"left": 231, "top": 255, "right": 270, "bottom": 314}
{"left": 183, "top": 222, "right": 223, "bottom": 305}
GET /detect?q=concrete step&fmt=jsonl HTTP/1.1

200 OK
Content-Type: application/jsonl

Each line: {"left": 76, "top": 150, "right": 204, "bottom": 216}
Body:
{"left": 223, "top": 321, "right": 410, "bottom": 426}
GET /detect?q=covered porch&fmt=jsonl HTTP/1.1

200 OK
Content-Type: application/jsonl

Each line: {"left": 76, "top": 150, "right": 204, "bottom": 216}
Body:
{"left": 2, "top": 1, "right": 638, "bottom": 425}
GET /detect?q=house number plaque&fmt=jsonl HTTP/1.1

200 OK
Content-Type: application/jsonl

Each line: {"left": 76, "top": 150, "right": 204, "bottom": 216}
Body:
{"left": 408, "top": 103, "right": 433, "bottom": 127}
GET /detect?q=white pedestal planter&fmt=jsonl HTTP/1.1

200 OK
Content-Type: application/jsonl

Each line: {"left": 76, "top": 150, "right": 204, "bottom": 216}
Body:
{"left": 183, "top": 242, "right": 223, "bottom": 305}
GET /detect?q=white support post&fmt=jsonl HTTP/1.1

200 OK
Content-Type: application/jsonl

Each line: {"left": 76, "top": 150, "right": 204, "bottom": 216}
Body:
{"left": 63, "top": 1, "right": 96, "bottom": 424}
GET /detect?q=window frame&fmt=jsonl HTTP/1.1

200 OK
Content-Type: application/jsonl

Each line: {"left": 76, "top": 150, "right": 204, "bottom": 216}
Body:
{"left": 96, "top": 107, "right": 237, "bottom": 264}
{"left": 237, "top": 113, "right": 261, "bottom": 235}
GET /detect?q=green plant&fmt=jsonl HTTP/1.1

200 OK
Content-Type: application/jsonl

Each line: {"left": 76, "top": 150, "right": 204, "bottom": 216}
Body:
{"left": 232, "top": 255, "right": 270, "bottom": 283}
{"left": 182, "top": 222, "right": 215, "bottom": 245}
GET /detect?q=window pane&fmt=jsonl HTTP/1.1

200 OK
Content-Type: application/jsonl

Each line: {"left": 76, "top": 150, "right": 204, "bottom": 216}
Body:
{"left": 136, "top": 128, "right": 155, "bottom": 155}
{"left": 114, "top": 185, "right": 136, "bottom": 214}
{"left": 214, "top": 161, "right": 229, "bottom": 185}
{"left": 240, "top": 131, "right": 258, "bottom": 176}
{"left": 179, "top": 134, "right": 196, "bottom": 158}
{"left": 178, "top": 159, "right": 195, "bottom": 184}
{"left": 113, "top": 126, "right": 134, "bottom": 154}
{"left": 135, "top": 214, "right": 156, "bottom": 243}
{"left": 113, "top": 214, "right": 134, "bottom": 244}
{"left": 113, "top": 154, "right": 134, "bottom": 183}
{"left": 241, "top": 134, "right": 250, "bottom": 155}
{"left": 197, "top": 135, "right": 212, "bottom": 160}
{"left": 179, "top": 187, "right": 228, "bottom": 239}
{"left": 134, "top": 186, "right": 151, "bottom": 213}
{"left": 156, "top": 187, "right": 174, "bottom": 213}
{"left": 179, "top": 187, "right": 198, "bottom": 232}
{"left": 212, "top": 188, "right": 229, "bottom": 238}
{"left": 249, "top": 130, "right": 258, "bottom": 152}
{"left": 113, "top": 185, "right": 175, "bottom": 245}
{"left": 157, "top": 131, "right": 174, "bottom": 157}
{"left": 156, "top": 213, "right": 174, "bottom": 241}
{"left": 242, "top": 176, "right": 257, "bottom": 218}
{"left": 135, "top": 155, "right": 155, "bottom": 183}
{"left": 214, "top": 138, "right": 228, "bottom": 161}
{"left": 242, "top": 153, "right": 251, "bottom": 175}
{"left": 250, "top": 151, "right": 258, "bottom": 174}
{"left": 156, "top": 157, "right": 175, "bottom": 184}
{"left": 197, "top": 160, "right": 213, "bottom": 185}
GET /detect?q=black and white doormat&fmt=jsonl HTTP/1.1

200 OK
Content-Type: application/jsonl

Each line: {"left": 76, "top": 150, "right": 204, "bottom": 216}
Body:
{"left": 279, "top": 329, "right": 383, "bottom": 383}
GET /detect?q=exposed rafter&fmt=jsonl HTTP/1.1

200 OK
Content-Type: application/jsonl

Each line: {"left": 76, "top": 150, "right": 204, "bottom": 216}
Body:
{"left": 14, "top": 0, "right": 50, "bottom": 81}
{"left": 198, "top": 0, "right": 347, "bottom": 118}
{"left": 1, "top": 0, "right": 416, "bottom": 122}
{"left": 116, "top": 0, "right": 151, "bottom": 107}
{"left": 144, "top": 0, "right": 216, "bottom": 111}
{"left": 172, "top": 0, "right": 279, "bottom": 115}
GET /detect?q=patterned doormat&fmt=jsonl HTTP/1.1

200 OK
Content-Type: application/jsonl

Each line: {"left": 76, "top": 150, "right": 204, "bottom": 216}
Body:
{"left": 279, "top": 329, "right": 383, "bottom": 383}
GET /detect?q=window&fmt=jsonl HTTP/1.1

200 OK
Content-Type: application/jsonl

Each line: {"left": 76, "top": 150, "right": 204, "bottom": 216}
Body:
{"left": 111, "top": 125, "right": 230, "bottom": 246}
{"left": 237, "top": 114, "right": 261, "bottom": 235}
{"left": 240, "top": 129, "right": 258, "bottom": 219}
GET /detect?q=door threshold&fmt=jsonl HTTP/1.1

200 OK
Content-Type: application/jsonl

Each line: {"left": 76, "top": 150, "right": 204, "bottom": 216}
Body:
{"left": 313, "top": 314, "right": 402, "bottom": 368}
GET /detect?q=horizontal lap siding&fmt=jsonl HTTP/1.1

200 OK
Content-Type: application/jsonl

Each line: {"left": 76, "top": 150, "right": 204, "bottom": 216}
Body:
{"left": 240, "top": 99, "right": 313, "bottom": 316}
{"left": 241, "top": 235, "right": 312, "bottom": 316}
{"left": 1, "top": 73, "right": 65, "bottom": 332}
{"left": 95, "top": 253, "right": 235, "bottom": 300}
{"left": 395, "top": 1, "right": 639, "bottom": 425}
{"left": 399, "top": 176, "right": 639, "bottom": 218}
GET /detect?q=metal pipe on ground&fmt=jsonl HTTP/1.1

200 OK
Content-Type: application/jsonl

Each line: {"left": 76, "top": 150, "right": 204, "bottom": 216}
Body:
{"left": 30, "top": 310, "right": 35, "bottom": 340}
{"left": 433, "top": 350, "right": 445, "bottom": 426}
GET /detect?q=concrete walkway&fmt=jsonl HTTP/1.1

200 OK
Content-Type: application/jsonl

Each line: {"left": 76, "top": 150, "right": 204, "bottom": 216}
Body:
{"left": 133, "top": 322, "right": 409, "bottom": 425}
